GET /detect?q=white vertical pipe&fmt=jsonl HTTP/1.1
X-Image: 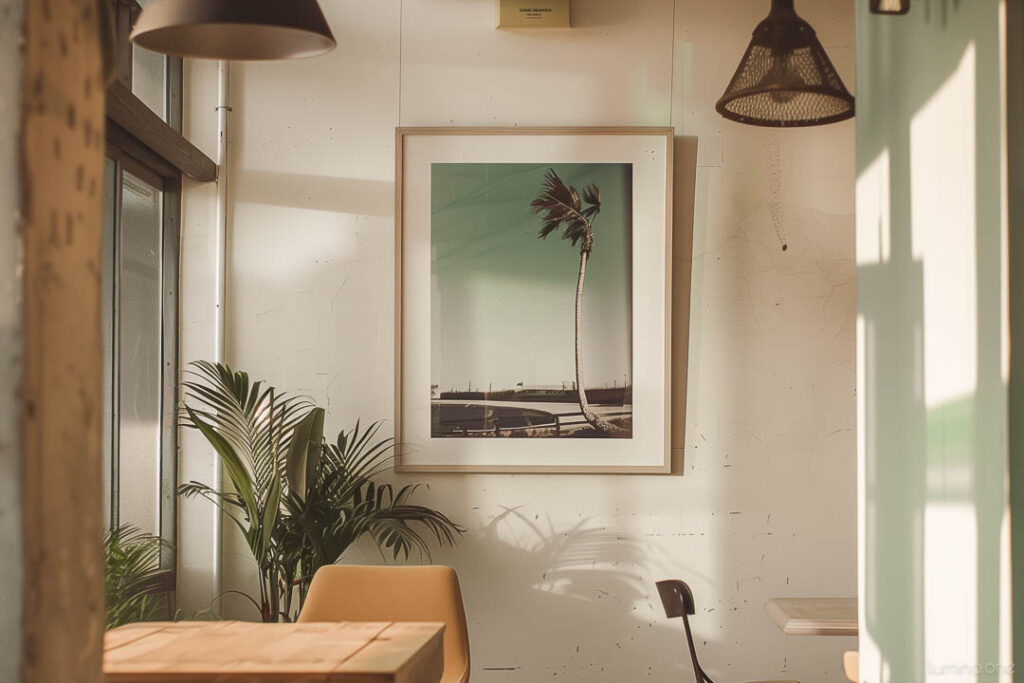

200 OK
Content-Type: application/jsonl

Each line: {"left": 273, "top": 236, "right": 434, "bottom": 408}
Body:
{"left": 212, "top": 58, "right": 230, "bottom": 604}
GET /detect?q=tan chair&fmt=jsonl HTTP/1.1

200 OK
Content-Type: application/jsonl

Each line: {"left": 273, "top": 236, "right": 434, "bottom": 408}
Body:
{"left": 656, "top": 580, "right": 798, "bottom": 683}
{"left": 843, "top": 651, "right": 859, "bottom": 682}
{"left": 298, "top": 565, "right": 470, "bottom": 683}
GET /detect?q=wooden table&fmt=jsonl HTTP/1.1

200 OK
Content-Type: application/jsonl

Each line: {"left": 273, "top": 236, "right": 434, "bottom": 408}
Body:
{"left": 104, "top": 620, "right": 445, "bottom": 682}
{"left": 765, "top": 597, "right": 858, "bottom": 636}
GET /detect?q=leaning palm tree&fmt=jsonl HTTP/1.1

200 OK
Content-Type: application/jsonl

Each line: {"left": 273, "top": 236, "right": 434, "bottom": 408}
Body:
{"left": 532, "top": 169, "right": 625, "bottom": 436}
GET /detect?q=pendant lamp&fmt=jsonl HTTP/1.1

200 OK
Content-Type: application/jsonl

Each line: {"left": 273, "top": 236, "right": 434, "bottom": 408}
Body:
{"left": 716, "top": 0, "right": 854, "bottom": 127}
{"left": 130, "top": 0, "right": 336, "bottom": 61}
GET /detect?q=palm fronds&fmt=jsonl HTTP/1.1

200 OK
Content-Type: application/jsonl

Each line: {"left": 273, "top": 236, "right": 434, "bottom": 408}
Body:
{"left": 286, "top": 419, "right": 465, "bottom": 588}
{"left": 581, "top": 184, "right": 602, "bottom": 219}
{"left": 105, "top": 525, "right": 170, "bottom": 629}
{"left": 365, "top": 482, "right": 463, "bottom": 561}
{"left": 181, "top": 360, "right": 316, "bottom": 622}
{"left": 531, "top": 168, "right": 602, "bottom": 249}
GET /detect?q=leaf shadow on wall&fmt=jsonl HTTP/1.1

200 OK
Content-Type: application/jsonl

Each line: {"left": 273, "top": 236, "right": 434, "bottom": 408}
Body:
{"left": 437, "top": 506, "right": 691, "bottom": 680}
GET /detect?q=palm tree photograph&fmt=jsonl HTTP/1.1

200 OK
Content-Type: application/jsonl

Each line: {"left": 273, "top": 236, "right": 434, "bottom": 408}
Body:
{"left": 430, "top": 162, "right": 633, "bottom": 438}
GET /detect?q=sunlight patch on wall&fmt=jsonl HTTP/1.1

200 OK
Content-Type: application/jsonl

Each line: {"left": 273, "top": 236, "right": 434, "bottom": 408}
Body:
{"left": 923, "top": 502, "right": 978, "bottom": 682}
{"left": 855, "top": 149, "right": 891, "bottom": 266}
{"left": 231, "top": 203, "right": 358, "bottom": 284}
{"left": 910, "top": 43, "right": 977, "bottom": 410}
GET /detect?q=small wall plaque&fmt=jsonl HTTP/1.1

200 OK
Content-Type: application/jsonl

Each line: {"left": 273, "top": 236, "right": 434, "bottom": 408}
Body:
{"left": 496, "top": 0, "right": 571, "bottom": 28}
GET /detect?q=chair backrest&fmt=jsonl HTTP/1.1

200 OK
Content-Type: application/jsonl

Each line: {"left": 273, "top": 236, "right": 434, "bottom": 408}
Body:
{"left": 657, "top": 579, "right": 696, "bottom": 618}
{"left": 298, "top": 565, "right": 470, "bottom": 683}
{"left": 656, "top": 579, "right": 713, "bottom": 683}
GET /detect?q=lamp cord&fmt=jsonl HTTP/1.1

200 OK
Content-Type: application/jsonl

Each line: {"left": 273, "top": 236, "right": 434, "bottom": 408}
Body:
{"left": 669, "top": 0, "right": 677, "bottom": 129}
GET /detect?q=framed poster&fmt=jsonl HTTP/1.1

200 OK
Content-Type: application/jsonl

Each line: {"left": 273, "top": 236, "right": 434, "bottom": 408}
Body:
{"left": 395, "top": 127, "right": 673, "bottom": 473}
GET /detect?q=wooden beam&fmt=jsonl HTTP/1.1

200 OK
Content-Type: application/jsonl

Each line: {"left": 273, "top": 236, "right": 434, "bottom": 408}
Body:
{"left": 106, "top": 120, "right": 179, "bottom": 181}
{"left": 20, "top": 0, "right": 107, "bottom": 679}
{"left": 105, "top": 79, "right": 216, "bottom": 182}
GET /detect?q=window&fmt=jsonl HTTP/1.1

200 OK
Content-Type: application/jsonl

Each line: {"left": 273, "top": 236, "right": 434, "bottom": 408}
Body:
{"left": 101, "top": 0, "right": 213, "bottom": 612}
{"left": 118, "top": 0, "right": 182, "bottom": 130}
{"left": 132, "top": 40, "right": 169, "bottom": 121}
{"left": 101, "top": 154, "right": 179, "bottom": 549}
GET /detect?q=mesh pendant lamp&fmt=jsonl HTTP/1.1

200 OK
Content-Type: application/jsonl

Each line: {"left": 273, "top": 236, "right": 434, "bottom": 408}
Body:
{"left": 716, "top": 0, "right": 854, "bottom": 127}
{"left": 130, "top": 0, "right": 336, "bottom": 61}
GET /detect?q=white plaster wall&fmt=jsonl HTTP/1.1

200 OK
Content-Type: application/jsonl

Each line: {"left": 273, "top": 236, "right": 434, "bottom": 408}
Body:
{"left": 181, "top": 1, "right": 857, "bottom": 680}
{"left": 0, "top": 0, "right": 23, "bottom": 679}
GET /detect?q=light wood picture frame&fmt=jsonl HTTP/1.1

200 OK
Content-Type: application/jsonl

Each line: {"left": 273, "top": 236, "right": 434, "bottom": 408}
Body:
{"left": 395, "top": 127, "right": 676, "bottom": 473}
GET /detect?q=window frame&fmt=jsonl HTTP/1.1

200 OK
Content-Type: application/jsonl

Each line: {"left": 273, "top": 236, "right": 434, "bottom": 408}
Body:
{"left": 103, "top": 0, "right": 212, "bottom": 604}
{"left": 102, "top": 149, "right": 181, "bottom": 571}
{"left": 115, "top": 0, "right": 181, "bottom": 132}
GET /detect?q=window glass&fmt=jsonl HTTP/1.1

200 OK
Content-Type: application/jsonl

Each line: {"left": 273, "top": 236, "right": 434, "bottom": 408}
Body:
{"left": 130, "top": 0, "right": 169, "bottom": 122}
{"left": 116, "top": 170, "right": 163, "bottom": 537}
{"left": 132, "top": 45, "right": 168, "bottom": 121}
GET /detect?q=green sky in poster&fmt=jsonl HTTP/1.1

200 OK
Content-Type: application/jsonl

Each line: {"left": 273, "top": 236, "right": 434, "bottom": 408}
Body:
{"left": 430, "top": 162, "right": 632, "bottom": 393}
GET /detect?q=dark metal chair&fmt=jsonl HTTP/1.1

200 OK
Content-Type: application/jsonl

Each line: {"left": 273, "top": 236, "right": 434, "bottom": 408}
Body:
{"left": 656, "top": 579, "right": 799, "bottom": 683}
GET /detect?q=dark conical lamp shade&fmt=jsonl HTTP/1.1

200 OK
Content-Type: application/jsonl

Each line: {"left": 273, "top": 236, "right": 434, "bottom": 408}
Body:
{"left": 130, "top": 0, "right": 336, "bottom": 61}
{"left": 716, "top": 0, "right": 854, "bottom": 127}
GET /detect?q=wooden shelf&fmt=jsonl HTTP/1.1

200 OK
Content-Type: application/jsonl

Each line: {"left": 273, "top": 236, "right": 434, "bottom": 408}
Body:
{"left": 106, "top": 80, "right": 216, "bottom": 182}
{"left": 765, "top": 597, "right": 858, "bottom": 636}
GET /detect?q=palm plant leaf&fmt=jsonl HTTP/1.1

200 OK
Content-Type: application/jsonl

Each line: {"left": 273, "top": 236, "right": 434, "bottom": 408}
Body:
{"left": 184, "top": 405, "right": 260, "bottom": 523}
{"left": 531, "top": 168, "right": 597, "bottom": 246}
{"left": 365, "top": 483, "right": 463, "bottom": 561}
{"left": 177, "top": 481, "right": 243, "bottom": 509}
{"left": 260, "top": 470, "right": 282, "bottom": 560}
{"left": 105, "top": 525, "right": 170, "bottom": 629}
{"left": 581, "top": 184, "right": 602, "bottom": 220}
{"left": 286, "top": 408, "right": 325, "bottom": 500}
{"left": 183, "top": 363, "right": 312, "bottom": 484}
{"left": 182, "top": 363, "right": 311, "bottom": 506}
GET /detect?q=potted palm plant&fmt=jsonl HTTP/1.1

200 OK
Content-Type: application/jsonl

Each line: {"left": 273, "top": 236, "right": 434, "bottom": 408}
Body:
{"left": 181, "top": 361, "right": 463, "bottom": 622}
